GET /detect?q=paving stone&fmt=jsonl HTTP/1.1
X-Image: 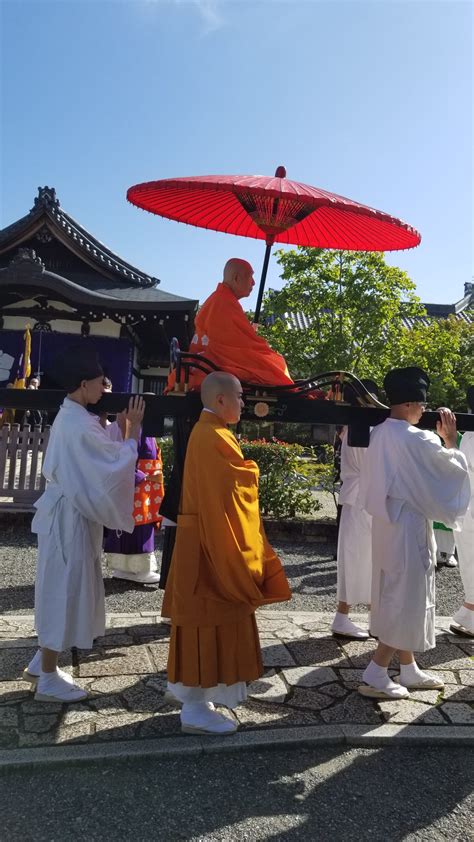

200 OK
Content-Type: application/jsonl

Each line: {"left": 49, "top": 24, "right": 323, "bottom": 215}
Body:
{"left": 339, "top": 640, "right": 378, "bottom": 668}
{"left": 0, "top": 647, "right": 37, "bottom": 680}
{"left": 286, "top": 687, "right": 334, "bottom": 711}
{"left": 0, "top": 637, "right": 39, "bottom": 649}
{"left": 286, "top": 638, "right": 351, "bottom": 668}
{"left": 122, "top": 682, "right": 167, "bottom": 713}
{"left": 321, "top": 693, "right": 382, "bottom": 725}
{"left": 378, "top": 699, "right": 446, "bottom": 725}
{"left": 459, "top": 670, "right": 474, "bottom": 685}
{"left": 0, "top": 728, "right": 18, "bottom": 748}
{"left": 236, "top": 700, "right": 320, "bottom": 729}
{"left": 282, "top": 665, "right": 338, "bottom": 688}
{"left": 296, "top": 621, "right": 332, "bottom": 632}
{"left": 273, "top": 625, "right": 308, "bottom": 640}
{"left": 0, "top": 680, "right": 32, "bottom": 704}
{"left": 416, "top": 643, "right": 472, "bottom": 672}
{"left": 19, "top": 731, "right": 59, "bottom": 747}
{"left": 261, "top": 642, "right": 296, "bottom": 667}
{"left": 399, "top": 689, "right": 441, "bottom": 704}
{"left": 62, "top": 707, "right": 100, "bottom": 726}
{"left": 21, "top": 699, "right": 62, "bottom": 714}
{"left": 88, "top": 692, "right": 127, "bottom": 711}
{"left": 93, "top": 711, "right": 151, "bottom": 741}
{"left": 318, "top": 683, "right": 349, "bottom": 699}
{"left": 78, "top": 646, "right": 154, "bottom": 676}
{"left": 440, "top": 702, "right": 474, "bottom": 724}
{"left": 93, "top": 634, "right": 133, "bottom": 647}
{"left": 441, "top": 683, "right": 474, "bottom": 702}
{"left": 338, "top": 668, "right": 366, "bottom": 688}
{"left": 248, "top": 671, "right": 288, "bottom": 704}
{"left": 55, "top": 723, "right": 93, "bottom": 744}
{"left": 131, "top": 624, "right": 170, "bottom": 640}
{"left": 23, "top": 714, "right": 59, "bottom": 733}
{"left": 0, "top": 706, "right": 18, "bottom": 727}
{"left": 144, "top": 673, "right": 168, "bottom": 695}
{"left": 139, "top": 712, "right": 183, "bottom": 739}
{"left": 257, "top": 617, "right": 294, "bottom": 632}
{"left": 89, "top": 675, "right": 146, "bottom": 694}
{"left": 146, "top": 643, "right": 169, "bottom": 671}
{"left": 448, "top": 638, "right": 473, "bottom": 657}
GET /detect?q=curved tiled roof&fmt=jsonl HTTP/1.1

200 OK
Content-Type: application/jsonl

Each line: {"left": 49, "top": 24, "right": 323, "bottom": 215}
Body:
{"left": 0, "top": 249, "right": 196, "bottom": 312}
{"left": 265, "top": 286, "right": 474, "bottom": 331}
{"left": 0, "top": 186, "right": 159, "bottom": 289}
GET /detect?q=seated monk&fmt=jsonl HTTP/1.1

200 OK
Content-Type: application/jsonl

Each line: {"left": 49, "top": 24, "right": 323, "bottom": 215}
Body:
{"left": 168, "top": 258, "right": 295, "bottom": 390}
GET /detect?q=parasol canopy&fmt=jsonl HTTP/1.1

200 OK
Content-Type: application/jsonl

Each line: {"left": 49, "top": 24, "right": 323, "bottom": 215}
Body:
{"left": 127, "top": 166, "right": 421, "bottom": 321}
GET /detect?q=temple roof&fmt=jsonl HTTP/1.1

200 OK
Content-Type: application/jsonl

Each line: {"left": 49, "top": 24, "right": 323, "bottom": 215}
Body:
{"left": 0, "top": 186, "right": 198, "bottom": 316}
{"left": 0, "top": 248, "right": 194, "bottom": 312}
{"left": 0, "top": 186, "right": 157, "bottom": 289}
{"left": 265, "top": 283, "right": 474, "bottom": 331}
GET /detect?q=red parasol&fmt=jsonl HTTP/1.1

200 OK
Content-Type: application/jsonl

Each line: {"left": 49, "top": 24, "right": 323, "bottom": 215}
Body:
{"left": 127, "top": 166, "right": 421, "bottom": 322}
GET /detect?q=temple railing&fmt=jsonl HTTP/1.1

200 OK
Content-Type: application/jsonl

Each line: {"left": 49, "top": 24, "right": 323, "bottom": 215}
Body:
{"left": 0, "top": 423, "right": 51, "bottom": 512}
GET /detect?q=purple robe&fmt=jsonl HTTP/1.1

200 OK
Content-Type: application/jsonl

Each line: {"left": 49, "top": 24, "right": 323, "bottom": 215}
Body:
{"left": 104, "top": 434, "right": 157, "bottom": 556}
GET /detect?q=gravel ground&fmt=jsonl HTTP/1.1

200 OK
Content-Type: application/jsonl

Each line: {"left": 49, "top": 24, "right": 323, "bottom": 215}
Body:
{"left": 0, "top": 515, "right": 464, "bottom": 617}
{"left": 1, "top": 746, "right": 473, "bottom": 841}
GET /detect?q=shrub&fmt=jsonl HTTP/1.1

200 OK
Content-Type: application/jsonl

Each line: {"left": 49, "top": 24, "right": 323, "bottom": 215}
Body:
{"left": 240, "top": 438, "right": 320, "bottom": 519}
{"left": 156, "top": 435, "right": 324, "bottom": 520}
{"left": 156, "top": 436, "right": 174, "bottom": 486}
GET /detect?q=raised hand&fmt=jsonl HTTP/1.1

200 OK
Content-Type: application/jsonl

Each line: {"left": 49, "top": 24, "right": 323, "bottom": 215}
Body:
{"left": 436, "top": 407, "right": 457, "bottom": 449}
{"left": 124, "top": 396, "right": 146, "bottom": 441}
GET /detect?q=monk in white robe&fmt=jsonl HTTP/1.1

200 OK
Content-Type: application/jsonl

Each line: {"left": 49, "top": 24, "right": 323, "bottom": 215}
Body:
{"left": 331, "top": 429, "right": 372, "bottom": 640}
{"left": 27, "top": 348, "right": 145, "bottom": 703}
{"left": 452, "top": 386, "right": 474, "bottom": 637}
{"left": 358, "top": 367, "right": 470, "bottom": 699}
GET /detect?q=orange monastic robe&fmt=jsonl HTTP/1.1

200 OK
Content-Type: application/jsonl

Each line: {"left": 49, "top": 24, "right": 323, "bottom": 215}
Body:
{"left": 170, "top": 283, "right": 294, "bottom": 390}
{"left": 162, "top": 410, "right": 291, "bottom": 687}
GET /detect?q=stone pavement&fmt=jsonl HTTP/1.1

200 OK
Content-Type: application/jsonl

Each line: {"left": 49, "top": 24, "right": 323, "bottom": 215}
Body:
{"left": 0, "top": 611, "right": 472, "bottom": 763}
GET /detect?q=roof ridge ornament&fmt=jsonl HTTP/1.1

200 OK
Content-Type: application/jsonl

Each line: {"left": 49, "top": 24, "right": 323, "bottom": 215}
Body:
{"left": 31, "top": 186, "right": 60, "bottom": 212}
{"left": 10, "top": 248, "right": 45, "bottom": 269}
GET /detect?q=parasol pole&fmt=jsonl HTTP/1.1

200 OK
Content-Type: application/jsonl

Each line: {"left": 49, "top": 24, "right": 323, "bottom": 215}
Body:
{"left": 253, "top": 238, "right": 274, "bottom": 324}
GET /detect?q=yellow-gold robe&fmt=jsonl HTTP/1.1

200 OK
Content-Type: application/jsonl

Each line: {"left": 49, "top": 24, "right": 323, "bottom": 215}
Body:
{"left": 163, "top": 410, "right": 291, "bottom": 687}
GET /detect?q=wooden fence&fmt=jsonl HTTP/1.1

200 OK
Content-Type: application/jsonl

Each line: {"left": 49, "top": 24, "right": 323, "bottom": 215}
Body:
{"left": 0, "top": 424, "right": 50, "bottom": 512}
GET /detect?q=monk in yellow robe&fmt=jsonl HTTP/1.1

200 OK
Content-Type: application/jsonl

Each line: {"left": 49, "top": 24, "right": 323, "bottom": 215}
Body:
{"left": 162, "top": 371, "right": 291, "bottom": 734}
{"left": 168, "top": 258, "right": 294, "bottom": 390}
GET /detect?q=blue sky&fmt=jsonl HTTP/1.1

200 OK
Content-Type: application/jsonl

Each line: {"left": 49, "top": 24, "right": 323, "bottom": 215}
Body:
{"left": 1, "top": 0, "right": 472, "bottom": 308}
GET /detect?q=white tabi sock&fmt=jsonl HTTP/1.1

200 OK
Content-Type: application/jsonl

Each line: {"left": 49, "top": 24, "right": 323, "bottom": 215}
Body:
{"left": 399, "top": 661, "right": 444, "bottom": 689}
{"left": 362, "top": 661, "right": 394, "bottom": 690}
{"left": 26, "top": 650, "right": 74, "bottom": 684}
{"left": 27, "top": 649, "right": 42, "bottom": 675}
{"left": 331, "top": 612, "right": 369, "bottom": 638}
{"left": 36, "top": 669, "right": 87, "bottom": 702}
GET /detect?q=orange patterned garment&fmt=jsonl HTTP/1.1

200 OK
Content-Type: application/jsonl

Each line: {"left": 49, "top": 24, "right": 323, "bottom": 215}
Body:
{"left": 133, "top": 453, "right": 164, "bottom": 527}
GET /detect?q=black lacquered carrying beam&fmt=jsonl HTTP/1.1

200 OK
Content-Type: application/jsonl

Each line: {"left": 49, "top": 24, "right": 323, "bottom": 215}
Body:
{"left": 1, "top": 389, "right": 473, "bottom": 442}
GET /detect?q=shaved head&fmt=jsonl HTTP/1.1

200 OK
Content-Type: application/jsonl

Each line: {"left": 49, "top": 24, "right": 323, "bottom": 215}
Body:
{"left": 201, "top": 371, "right": 244, "bottom": 424}
{"left": 222, "top": 258, "right": 255, "bottom": 300}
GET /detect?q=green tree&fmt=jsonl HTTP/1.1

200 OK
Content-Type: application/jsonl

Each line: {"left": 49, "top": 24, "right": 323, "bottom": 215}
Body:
{"left": 390, "top": 318, "right": 473, "bottom": 411}
{"left": 260, "top": 248, "right": 424, "bottom": 384}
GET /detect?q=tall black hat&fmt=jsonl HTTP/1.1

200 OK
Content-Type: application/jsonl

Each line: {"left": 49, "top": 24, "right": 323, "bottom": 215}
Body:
{"left": 55, "top": 346, "right": 104, "bottom": 392}
{"left": 383, "top": 366, "right": 430, "bottom": 405}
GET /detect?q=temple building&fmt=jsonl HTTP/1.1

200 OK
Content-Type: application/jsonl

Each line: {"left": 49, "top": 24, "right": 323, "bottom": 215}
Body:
{"left": 0, "top": 187, "right": 198, "bottom": 392}
{"left": 266, "top": 282, "right": 474, "bottom": 333}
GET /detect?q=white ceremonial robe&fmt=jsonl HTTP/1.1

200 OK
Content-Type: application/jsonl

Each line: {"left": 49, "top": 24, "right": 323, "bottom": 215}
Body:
{"left": 359, "top": 419, "right": 470, "bottom": 652}
{"left": 455, "top": 432, "right": 474, "bottom": 603}
{"left": 337, "top": 434, "right": 372, "bottom": 605}
{"left": 32, "top": 399, "right": 137, "bottom": 652}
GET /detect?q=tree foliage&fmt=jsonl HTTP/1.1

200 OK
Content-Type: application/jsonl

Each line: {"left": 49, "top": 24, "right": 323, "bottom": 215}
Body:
{"left": 260, "top": 248, "right": 472, "bottom": 410}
